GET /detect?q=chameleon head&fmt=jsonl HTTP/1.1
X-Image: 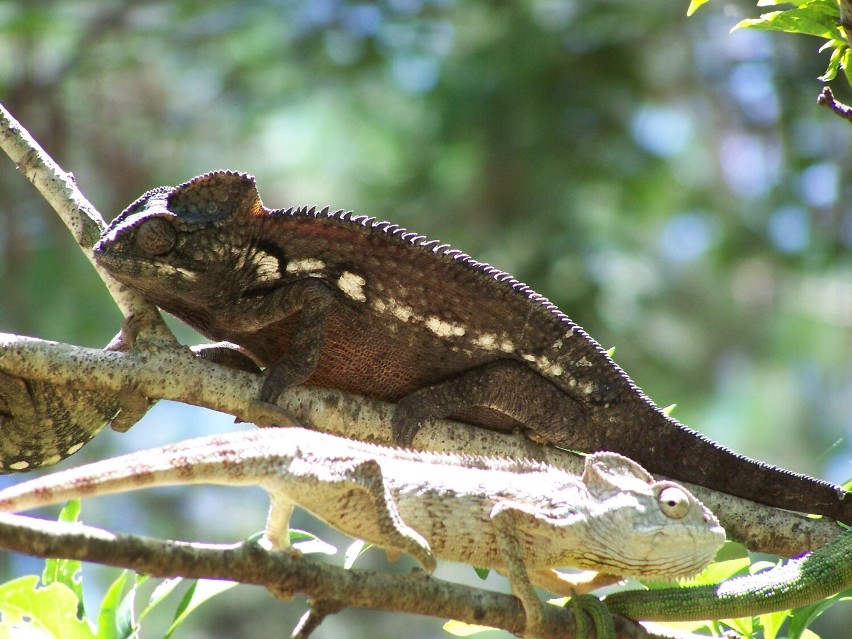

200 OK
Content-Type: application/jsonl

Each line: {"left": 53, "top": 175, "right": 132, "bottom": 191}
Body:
{"left": 93, "top": 171, "right": 271, "bottom": 318}
{"left": 568, "top": 452, "right": 725, "bottom": 580}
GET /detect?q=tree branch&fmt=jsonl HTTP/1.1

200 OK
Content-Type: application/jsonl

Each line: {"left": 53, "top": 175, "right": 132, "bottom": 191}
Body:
{"left": 0, "top": 333, "right": 842, "bottom": 558}
{"left": 0, "top": 102, "right": 170, "bottom": 342}
{"left": 0, "top": 512, "right": 695, "bottom": 639}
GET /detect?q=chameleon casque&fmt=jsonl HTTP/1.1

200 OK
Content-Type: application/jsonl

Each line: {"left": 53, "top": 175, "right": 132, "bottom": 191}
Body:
{"left": 93, "top": 170, "right": 852, "bottom": 523}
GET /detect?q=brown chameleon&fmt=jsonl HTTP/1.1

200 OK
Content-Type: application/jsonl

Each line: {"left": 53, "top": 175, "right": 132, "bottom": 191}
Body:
{"left": 90, "top": 170, "right": 850, "bottom": 524}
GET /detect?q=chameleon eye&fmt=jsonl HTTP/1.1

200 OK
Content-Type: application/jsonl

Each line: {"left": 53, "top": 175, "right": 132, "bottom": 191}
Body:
{"left": 135, "top": 218, "right": 176, "bottom": 256}
{"left": 657, "top": 486, "right": 691, "bottom": 519}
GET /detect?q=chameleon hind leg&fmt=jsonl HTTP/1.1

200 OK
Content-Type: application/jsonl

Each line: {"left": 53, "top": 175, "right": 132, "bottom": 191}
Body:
{"left": 391, "top": 359, "right": 591, "bottom": 448}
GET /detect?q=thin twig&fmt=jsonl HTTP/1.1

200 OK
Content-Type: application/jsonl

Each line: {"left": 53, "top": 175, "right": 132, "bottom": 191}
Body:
{"left": 817, "top": 86, "right": 852, "bottom": 124}
{"left": 291, "top": 600, "right": 344, "bottom": 638}
{"left": 0, "top": 102, "right": 170, "bottom": 341}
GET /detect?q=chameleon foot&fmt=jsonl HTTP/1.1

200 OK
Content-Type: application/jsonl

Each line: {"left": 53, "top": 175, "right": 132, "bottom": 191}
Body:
{"left": 246, "top": 400, "right": 299, "bottom": 427}
{"left": 571, "top": 593, "right": 615, "bottom": 639}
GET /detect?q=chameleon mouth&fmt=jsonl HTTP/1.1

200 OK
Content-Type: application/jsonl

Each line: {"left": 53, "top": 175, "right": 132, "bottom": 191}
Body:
{"left": 577, "top": 523, "right": 726, "bottom": 580}
{"left": 94, "top": 250, "right": 199, "bottom": 282}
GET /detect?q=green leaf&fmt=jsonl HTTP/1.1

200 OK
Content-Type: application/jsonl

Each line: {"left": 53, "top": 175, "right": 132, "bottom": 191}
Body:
{"left": 818, "top": 42, "right": 845, "bottom": 81}
{"left": 138, "top": 576, "right": 182, "bottom": 624}
{"left": 289, "top": 528, "right": 338, "bottom": 556}
{"left": 757, "top": 608, "right": 789, "bottom": 639}
{"left": 0, "top": 575, "right": 95, "bottom": 639}
{"left": 788, "top": 588, "right": 852, "bottom": 637}
{"left": 720, "top": 615, "right": 754, "bottom": 637}
{"left": 42, "top": 501, "right": 85, "bottom": 617}
{"left": 344, "top": 539, "right": 371, "bottom": 568}
{"left": 686, "top": 0, "right": 713, "bottom": 16}
{"left": 473, "top": 566, "right": 490, "bottom": 580}
{"left": 164, "top": 579, "right": 238, "bottom": 639}
{"left": 733, "top": 2, "right": 843, "bottom": 40}
{"left": 96, "top": 570, "right": 134, "bottom": 639}
{"left": 843, "top": 47, "right": 852, "bottom": 87}
{"left": 661, "top": 403, "right": 676, "bottom": 416}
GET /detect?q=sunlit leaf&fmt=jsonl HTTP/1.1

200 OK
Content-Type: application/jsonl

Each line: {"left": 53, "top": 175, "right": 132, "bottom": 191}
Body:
{"left": 164, "top": 579, "right": 238, "bottom": 638}
{"left": 344, "top": 539, "right": 371, "bottom": 568}
{"left": 734, "top": 2, "right": 843, "bottom": 40}
{"left": 0, "top": 576, "right": 94, "bottom": 639}
{"left": 843, "top": 47, "right": 852, "bottom": 87}
{"left": 138, "top": 577, "right": 182, "bottom": 624}
{"left": 818, "top": 43, "right": 845, "bottom": 81}
{"left": 758, "top": 608, "right": 789, "bottom": 639}
{"left": 442, "top": 620, "right": 497, "bottom": 636}
{"left": 290, "top": 528, "right": 338, "bottom": 556}
{"left": 686, "top": 0, "right": 714, "bottom": 16}
{"left": 42, "top": 501, "right": 84, "bottom": 616}
{"left": 95, "top": 571, "right": 135, "bottom": 639}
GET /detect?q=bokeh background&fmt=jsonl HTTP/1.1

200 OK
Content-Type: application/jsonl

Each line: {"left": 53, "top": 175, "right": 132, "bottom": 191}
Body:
{"left": 0, "top": 1, "right": 850, "bottom": 637}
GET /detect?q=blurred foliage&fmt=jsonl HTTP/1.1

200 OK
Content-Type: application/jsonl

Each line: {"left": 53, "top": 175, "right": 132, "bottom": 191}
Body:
{"left": 0, "top": 0, "right": 850, "bottom": 637}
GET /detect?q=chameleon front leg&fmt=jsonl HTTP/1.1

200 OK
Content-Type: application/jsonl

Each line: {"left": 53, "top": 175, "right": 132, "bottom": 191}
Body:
{"left": 246, "top": 279, "right": 335, "bottom": 404}
{"left": 490, "top": 501, "right": 615, "bottom": 639}
{"left": 392, "top": 359, "right": 589, "bottom": 447}
{"left": 273, "top": 456, "right": 436, "bottom": 573}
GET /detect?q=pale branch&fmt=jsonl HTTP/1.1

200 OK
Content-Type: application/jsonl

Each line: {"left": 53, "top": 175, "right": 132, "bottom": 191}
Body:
{"left": 0, "top": 102, "right": 169, "bottom": 342}
{"left": 817, "top": 86, "right": 852, "bottom": 124}
{"left": 0, "top": 513, "right": 683, "bottom": 639}
{"left": 0, "top": 333, "right": 842, "bottom": 558}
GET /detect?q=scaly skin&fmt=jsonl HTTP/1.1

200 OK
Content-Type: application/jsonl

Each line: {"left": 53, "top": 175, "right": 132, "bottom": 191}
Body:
{"left": 605, "top": 528, "right": 852, "bottom": 622}
{"left": 0, "top": 427, "right": 724, "bottom": 638}
{"left": 91, "top": 171, "right": 852, "bottom": 528}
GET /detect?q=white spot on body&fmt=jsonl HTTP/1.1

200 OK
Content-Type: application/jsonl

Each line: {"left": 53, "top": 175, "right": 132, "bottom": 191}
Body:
{"left": 252, "top": 251, "right": 282, "bottom": 283}
{"left": 337, "top": 271, "right": 367, "bottom": 302}
{"left": 9, "top": 460, "right": 29, "bottom": 471}
{"left": 499, "top": 340, "right": 515, "bottom": 353}
{"left": 577, "top": 356, "right": 592, "bottom": 367}
{"left": 537, "top": 357, "right": 563, "bottom": 377}
{"left": 425, "top": 316, "right": 466, "bottom": 338}
{"left": 522, "top": 354, "right": 564, "bottom": 377}
{"left": 387, "top": 299, "right": 416, "bottom": 323}
{"left": 474, "top": 333, "right": 497, "bottom": 350}
{"left": 66, "top": 442, "right": 85, "bottom": 456}
{"left": 286, "top": 258, "right": 326, "bottom": 274}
